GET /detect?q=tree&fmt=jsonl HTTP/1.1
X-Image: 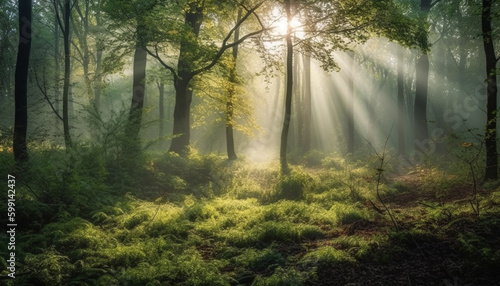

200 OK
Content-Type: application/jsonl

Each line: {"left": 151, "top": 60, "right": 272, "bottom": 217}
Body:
{"left": 482, "top": 0, "right": 498, "bottom": 180}
{"left": 414, "top": 0, "right": 438, "bottom": 151}
{"left": 13, "top": 0, "right": 32, "bottom": 163}
{"left": 104, "top": 0, "right": 166, "bottom": 147}
{"left": 280, "top": 0, "right": 293, "bottom": 173}
{"left": 397, "top": 46, "right": 405, "bottom": 154}
{"left": 53, "top": 0, "right": 73, "bottom": 149}
{"left": 128, "top": 33, "right": 148, "bottom": 145}
{"left": 225, "top": 9, "right": 243, "bottom": 160}
{"left": 0, "top": 1, "right": 16, "bottom": 100}
{"left": 147, "top": 0, "right": 268, "bottom": 156}
{"left": 273, "top": 0, "right": 424, "bottom": 172}
{"left": 346, "top": 52, "right": 355, "bottom": 154}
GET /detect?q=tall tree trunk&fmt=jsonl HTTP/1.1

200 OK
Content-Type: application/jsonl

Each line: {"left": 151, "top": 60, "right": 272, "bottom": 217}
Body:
{"left": 406, "top": 68, "right": 415, "bottom": 150}
{"left": 75, "top": 1, "right": 92, "bottom": 103}
{"left": 414, "top": 53, "right": 429, "bottom": 147}
{"left": 169, "top": 6, "right": 202, "bottom": 156}
{"left": 280, "top": 0, "right": 293, "bottom": 174}
{"left": 170, "top": 78, "right": 192, "bottom": 155}
{"left": 62, "top": 0, "right": 72, "bottom": 149}
{"left": 94, "top": 1, "right": 103, "bottom": 112}
{"left": 291, "top": 48, "right": 300, "bottom": 151}
{"left": 302, "top": 53, "right": 311, "bottom": 152}
{"left": 158, "top": 81, "right": 165, "bottom": 147}
{"left": 13, "top": 0, "right": 32, "bottom": 163}
{"left": 482, "top": 0, "right": 498, "bottom": 180}
{"left": 397, "top": 47, "right": 405, "bottom": 154}
{"left": 54, "top": 10, "right": 60, "bottom": 122}
{"left": 225, "top": 9, "right": 242, "bottom": 160}
{"left": 414, "top": 0, "right": 432, "bottom": 151}
{"left": 94, "top": 45, "right": 103, "bottom": 111}
{"left": 346, "top": 52, "right": 355, "bottom": 154}
{"left": 128, "top": 45, "right": 147, "bottom": 141}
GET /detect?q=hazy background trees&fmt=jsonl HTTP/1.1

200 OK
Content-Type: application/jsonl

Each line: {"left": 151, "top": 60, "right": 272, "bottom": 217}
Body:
{"left": 2, "top": 0, "right": 499, "bottom": 177}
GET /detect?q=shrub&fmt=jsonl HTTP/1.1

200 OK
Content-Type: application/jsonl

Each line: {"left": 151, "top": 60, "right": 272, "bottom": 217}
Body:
{"left": 234, "top": 248, "right": 285, "bottom": 272}
{"left": 254, "top": 222, "right": 324, "bottom": 244}
{"left": 302, "top": 150, "right": 325, "bottom": 167}
{"left": 330, "top": 202, "right": 370, "bottom": 225}
{"left": 273, "top": 169, "right": 314, "bottom": 201}
{"left": 252, "top": 267, "right": 305, "bottom": 286}
{"left": 301, "top": 246, "right": 355, "bottom": 267}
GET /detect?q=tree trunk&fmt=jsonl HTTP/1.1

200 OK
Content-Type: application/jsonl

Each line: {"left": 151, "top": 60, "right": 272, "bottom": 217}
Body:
{"left": 54, "top": 10, "right": 60, "bottom": 122}
{"left": 225, "top": 9, "right": 242, "bottom": 160}
{"left": 346, "top": 52, "right": 355, "bottom": 154}
{"left": 414, "top": 0, "right": 432, "bottom": 151}
{"left": 397, "top": 47, "right": 405, "bottom": 154}
{"left": 280, "top": 0, "right": 293, "bottom": 174}
{"left": 94, "top": 3, "right": 103, "bottom": 112}
{"left": 62, "top": 0, "right": 72, "bottom": 149}
{"left": 13, "top": 0, "right": 32, "bottom": 163}
{"left": 128, "top": 45, "right": 147, "bottom": 141}
{"left": 414, "top": 53, "right": 429, "bottom": 147}
{"left": 482, "top": 0, "right": 498, "bottom": 180}
{"left": 94, "top": 46, "right": 103, "bottom": 111}
{"left": 168, "top": 6, "right": 202, "bottom": 156}
{"left": 302, "top": 53, "right": 311, "bottom": 152}
{"left": 77, "top": 1, "right": 93, "bottom": 104}
{"left": 169, "top": 78, "right": 192, "bottom": 155}
{"left": 158, "top": 81, "right": 165, "bottom": 147}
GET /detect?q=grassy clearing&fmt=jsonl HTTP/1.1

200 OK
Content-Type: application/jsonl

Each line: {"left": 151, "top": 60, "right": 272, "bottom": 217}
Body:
{"left": 0, "top": 150, "right": 499, "bottom": 285}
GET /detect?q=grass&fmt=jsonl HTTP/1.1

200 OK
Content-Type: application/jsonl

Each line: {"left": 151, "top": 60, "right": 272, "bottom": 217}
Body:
{"left": 1, "top": 149, "right": 500, "bottom": 285}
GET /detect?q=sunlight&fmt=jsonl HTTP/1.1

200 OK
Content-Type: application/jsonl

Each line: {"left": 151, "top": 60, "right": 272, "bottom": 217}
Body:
{"left": 276, "top": 16, "right": 301, "bottom": 36}
{"left": 268, "top": 6, "right": 303, "bottom": 37}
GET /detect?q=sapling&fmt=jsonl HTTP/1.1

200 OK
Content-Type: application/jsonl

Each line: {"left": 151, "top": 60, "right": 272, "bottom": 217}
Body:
{"left": 365, "top": 126, "right": 399, "bottom": 231}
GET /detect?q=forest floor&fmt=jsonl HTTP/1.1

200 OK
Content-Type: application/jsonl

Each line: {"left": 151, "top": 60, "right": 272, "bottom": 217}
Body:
{"left": 1, "top": 150, "right": 500, "bottom": 285}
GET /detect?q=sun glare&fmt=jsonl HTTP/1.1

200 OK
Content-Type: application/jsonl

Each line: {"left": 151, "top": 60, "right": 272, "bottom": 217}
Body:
{"left": 276, "top": 17, "right": 301, "bottom": 36}
{"left": 268, "top": 7, "right": 302, "bottom": 36}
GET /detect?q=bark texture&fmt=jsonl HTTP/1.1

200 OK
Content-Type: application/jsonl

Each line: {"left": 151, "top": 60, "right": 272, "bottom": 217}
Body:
{"left": 14, "top": 0, "right": 32, "bottom": 163}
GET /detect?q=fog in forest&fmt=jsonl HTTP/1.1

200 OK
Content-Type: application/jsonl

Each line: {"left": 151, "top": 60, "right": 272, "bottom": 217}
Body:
{"left": 1, "top": 0, "right": 500, "bottom": 285}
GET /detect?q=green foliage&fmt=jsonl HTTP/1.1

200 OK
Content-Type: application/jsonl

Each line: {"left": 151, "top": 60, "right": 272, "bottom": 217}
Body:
{"left": 273, "top": 169, "right": 314, "bottom": 201}
{"left": 300, "top": 246, "right": 355, "bottom": 268}
{"left": 457, "top": 216, "right": 500, "bottom": 275}
{"left": 330, "top": 202, "right": 371, "bottom": 225}
{"left": 6, "top": 147, "right": 500, "bottom": 285}
{"left": 234, "top": 248, "right": 285, "bottom": 272}
{"left": 301, "top": 150, "right": 325, "bottom": 167}
{"left": 254, "top": 222, "right": 324, "bottom": 244}
{"left": 24, "top": 247, "right": 74, "bottom": 285}
{"left": 252, "top": 267, "right": 305, "bottom": 286}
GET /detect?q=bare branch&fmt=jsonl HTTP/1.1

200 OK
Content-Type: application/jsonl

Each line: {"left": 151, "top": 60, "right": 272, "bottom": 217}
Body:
{"left": 191, "top": 2, "right": 269, "bottom": 76}
{"left": 53, "top": 0, "right": 65, "bottom": 33}
{"left": 145, "top": 45, "right": 178, "bottom": 88}
{"left": 32, "top": 66, "right": 63, "bottom": 122}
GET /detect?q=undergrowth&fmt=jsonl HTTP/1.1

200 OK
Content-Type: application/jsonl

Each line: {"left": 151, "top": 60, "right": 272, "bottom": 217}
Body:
{"left": 0, "top": 147, "right": 499, "bottom": 285}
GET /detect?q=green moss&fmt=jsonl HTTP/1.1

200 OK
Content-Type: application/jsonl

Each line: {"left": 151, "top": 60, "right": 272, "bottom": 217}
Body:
{"left": 273, "top": 169, "right": 314, "bottom": 201}
{"left": 252, "top": 267, "right": 305, "bottom": 286}
{"left": 330, "top": 202, "right": 371, "bottom": 225}
{"left": 234, "top": 248, "right": 285, "bottom": 272}
{"left": 254, "top": 222, "right": 324, "bottom": 244}
{"left": 301, "top": 246, "right": 355, "bottom": 267}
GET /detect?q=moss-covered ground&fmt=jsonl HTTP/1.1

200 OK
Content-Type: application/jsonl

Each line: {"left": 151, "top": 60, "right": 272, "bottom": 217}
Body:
{"left": 1, "top": 148, "right": 499, "bottom": 285}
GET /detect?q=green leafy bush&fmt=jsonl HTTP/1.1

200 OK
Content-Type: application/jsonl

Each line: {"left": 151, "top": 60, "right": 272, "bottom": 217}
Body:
{"left": 273, "top": 169, "right": 314, "bottom": 201}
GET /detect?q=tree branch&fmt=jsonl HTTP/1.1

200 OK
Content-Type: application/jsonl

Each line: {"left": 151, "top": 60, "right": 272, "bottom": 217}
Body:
{"left": 430, "top": 0, "right": 442, "bottom": 9}
{"left": 53, "top": 0, "right": 65, "bottom": 34}
{"left": 192, "top": 27, "right": 269, "bottom": 76}
{"left": 32, "top": 66, "right": 63, "bottom": 122}
{"left": 145, "top": 45, "right": 178, "bottom": 88}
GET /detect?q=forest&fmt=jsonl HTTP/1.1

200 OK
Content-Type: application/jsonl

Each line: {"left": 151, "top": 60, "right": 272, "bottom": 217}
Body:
{"left": 1, "top": 0, "right": 500, "bottom": 285}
